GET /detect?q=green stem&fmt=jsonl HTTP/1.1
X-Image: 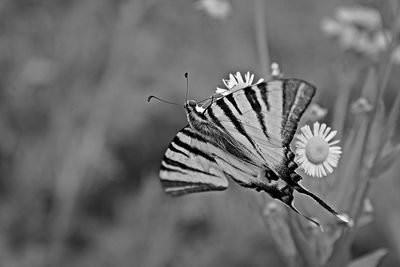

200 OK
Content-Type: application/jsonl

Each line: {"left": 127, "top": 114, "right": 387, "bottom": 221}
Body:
{"left": 254, "top": 0, "right": 270, "bottom": 77}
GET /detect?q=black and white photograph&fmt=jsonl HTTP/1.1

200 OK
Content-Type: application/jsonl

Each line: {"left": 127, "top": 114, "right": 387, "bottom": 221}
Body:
{"left": 0, "top": 1, "right": 399, "bottom": 266}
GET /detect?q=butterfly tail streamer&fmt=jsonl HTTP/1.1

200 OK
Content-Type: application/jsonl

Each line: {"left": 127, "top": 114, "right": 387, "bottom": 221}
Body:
{"left": 292, "top": 184, "right": 352, "bottom": 225}
{"left": 284, "top": 200, "right": 323, "bottom": 231}
{"left": 274, "top": 186, "right": 324, "bottom": 230}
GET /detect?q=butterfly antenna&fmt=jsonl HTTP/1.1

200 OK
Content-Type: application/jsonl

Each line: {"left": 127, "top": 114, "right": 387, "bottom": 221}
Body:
{"left": 147, "top": 95, "right": 181, "bottom": 106}
{"left": 185, "top": 72, "right": 189, "bottom": 103}
{"left": 198, "top": 96, "right": 213, "bottom": 104}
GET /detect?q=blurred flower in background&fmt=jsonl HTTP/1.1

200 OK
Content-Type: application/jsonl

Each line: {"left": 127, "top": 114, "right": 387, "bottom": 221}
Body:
{"left": 303, "top": 103, "right": 328, "bottom": 121}
{"left": 351, "top": 97, "right": 373, "bottom": 113}
{"left": 270, "top": 62, "right": 283, "bottom": 79}
{"left": 195, "top": 0, "right": 232, "bottom": 19}
{"left": 320, "top": 5, "right": 390, "bottom": 61}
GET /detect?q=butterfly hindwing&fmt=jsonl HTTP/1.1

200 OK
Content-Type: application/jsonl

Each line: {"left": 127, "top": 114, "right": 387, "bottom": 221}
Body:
{"left": 160, "top": 126, "right": 228, "bottom": 195}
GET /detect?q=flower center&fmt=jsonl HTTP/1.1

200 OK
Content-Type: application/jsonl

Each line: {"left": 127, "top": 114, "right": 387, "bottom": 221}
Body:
{"left": 305, "top": 136, "right": 329, "bottom": 164}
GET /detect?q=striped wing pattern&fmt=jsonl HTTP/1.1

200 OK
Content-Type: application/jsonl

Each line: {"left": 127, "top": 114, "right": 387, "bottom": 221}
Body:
{"left": 160, "top": 126, "right": 228, "bottom": 195}
{"left": 159, "top": 78, "right": 346, "bottom": 225}
{"left": 281, "top": 79, "right": 316, "bottom": 146}
{"left": 160, "top": 79, "right": 315, "bottom": 195}
{"left": 204, "top": 79, "right": 315, "bottom": 184}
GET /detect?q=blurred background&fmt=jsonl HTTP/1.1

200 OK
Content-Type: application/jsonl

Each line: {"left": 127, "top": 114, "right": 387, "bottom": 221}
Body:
{"left": 0, "top": 0, "right": 399, "bottom": 266}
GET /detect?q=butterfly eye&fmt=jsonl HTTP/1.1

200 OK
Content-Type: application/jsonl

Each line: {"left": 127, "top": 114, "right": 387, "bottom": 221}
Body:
{"left": 188, "top": 100, "right": 197, "bottom": 107}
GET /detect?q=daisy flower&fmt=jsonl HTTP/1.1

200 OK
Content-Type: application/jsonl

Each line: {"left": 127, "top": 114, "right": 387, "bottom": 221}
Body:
{"left": 295, "top": 122, "right": 342, "bottom": 178}
{"left": 215, "top": 71, "right": 264, "bottom": 96}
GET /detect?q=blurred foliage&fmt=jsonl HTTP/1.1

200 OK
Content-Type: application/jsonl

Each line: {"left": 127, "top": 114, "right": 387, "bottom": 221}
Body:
{"left": 0, "top": 0, "right": 399, "bottom": 266}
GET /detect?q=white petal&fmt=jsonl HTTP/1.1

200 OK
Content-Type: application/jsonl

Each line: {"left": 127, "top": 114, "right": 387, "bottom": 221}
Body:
{"left": 222, "top": 78, "right": 230, "bottom": 88}
{"left": 297, "top": 133, "right": 308, "bottom": 144}
{"left": 296, "top": 141, "right": 306, "bottom": 149}
{"left": 330, "top": 161, "right": 338, "bottom": 168}
{"left": 313, "top": 166, "right": 319, "bottom": 177}
{"left": 329, "top": 140, "right": 340, "bottom": 145}
{"left": 328, "top": 156, "right": 340, "bottom": 162}
{"left": 302, "top": 125, "right": 314, "bottom": 139}
{"left": 329, "top": 155, "right": 340, "bottom": 161}
{"left": 323, "top": 161, "right": 333, "bottom": 173}
{"left": 313, "top": 122, "right": 321, "bottom": 136}
{"left": 330, "top": 149, "right": 342, "bottom": 154}
{"left": 235, "top": 72, "right": 244, "bottom": 84}
{"left": 243, "top": 72, "right": 251, "bottom": 84}
{"left": 320, "top": 165, "right": 327, "bottom": 177}
{"left": 296, "top": 149, "right": 306, "bottom": 155}
{"left": 297, "top": 157, "right": 305, "bottom": 164}
{"left": 315, "top": 166, "right": 321, "bottom": 177}
{"left": 248, "top": 73, "right": 254, "bottom": 84}
{"left": 323, "top": 126, "right": 332, "bottom": 138}
{"left": 319, "top": 123, "right": 327, "bottom": 136}
{"left": 216, "top": 87, "right": 228, "bottom": 94}
{"left": 328, "top": 157, "right": 339, "bottom": 166}
{"left": 329, "top": 159, "right": 340, "bottom": 166}
{"left": 326, "top": 130, "right": 338, "bottom": 142}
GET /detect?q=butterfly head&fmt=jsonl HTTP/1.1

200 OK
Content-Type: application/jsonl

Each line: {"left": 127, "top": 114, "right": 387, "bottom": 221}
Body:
{"left": 184, "top": 99, "right": 208, "bottom": 131}
{"left": 184, "top": 100, "right": 207, "bottom": 117}
{"left": 184, "top": 100, "right": 197, "bottom": 111}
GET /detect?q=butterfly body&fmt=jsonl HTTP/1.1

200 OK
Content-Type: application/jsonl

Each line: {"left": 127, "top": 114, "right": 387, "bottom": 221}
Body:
{"left": 160, "top": 78, "right": 345, "bottom": 224}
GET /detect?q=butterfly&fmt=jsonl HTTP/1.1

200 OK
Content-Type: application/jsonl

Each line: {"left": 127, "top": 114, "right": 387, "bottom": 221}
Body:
{"left": 159, "top": 77, "right": 348, "bottom": 226}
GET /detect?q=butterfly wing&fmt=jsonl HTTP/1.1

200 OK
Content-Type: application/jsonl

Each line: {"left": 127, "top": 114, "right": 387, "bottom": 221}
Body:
{"left": 204, "top": 79, "right": 346, "bottom": 223}
{"left": 159, "top": 78, "right": 347, "bottom": 224}
{"left": 159, "top": 126, "right": 228, "bottom": 195}
{"left": 205, "top": 79, "right": 315, "bottom": 174}
{"left": 280, "top": 79, "right": 316, "bottom": 145}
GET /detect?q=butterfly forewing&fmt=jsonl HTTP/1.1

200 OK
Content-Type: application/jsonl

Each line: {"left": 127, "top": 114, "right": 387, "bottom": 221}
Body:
{"left": 206, "top": 81, "right": 288, "bottom": 170}
{"left": 160, "top": 126, "right": 228, "bottom": 195}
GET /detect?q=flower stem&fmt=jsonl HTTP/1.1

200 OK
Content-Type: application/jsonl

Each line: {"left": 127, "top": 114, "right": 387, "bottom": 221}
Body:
{"left": 350, "top": 9, "right": 400, "bottom": 232}
{"left": 254, "top": 0, "right": 270, "bottom": 77}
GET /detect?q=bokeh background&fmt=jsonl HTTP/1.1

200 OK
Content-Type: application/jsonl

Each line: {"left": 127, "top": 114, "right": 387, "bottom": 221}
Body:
{"left": 0, "top": 0, "right": 400, "bottom": 266}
